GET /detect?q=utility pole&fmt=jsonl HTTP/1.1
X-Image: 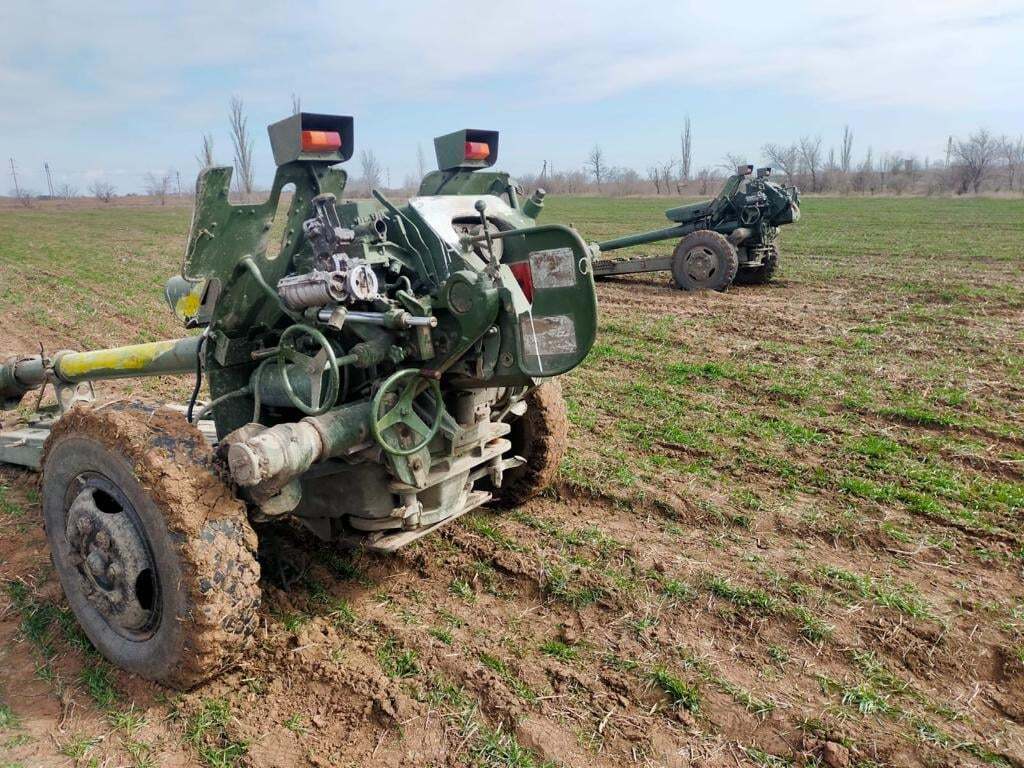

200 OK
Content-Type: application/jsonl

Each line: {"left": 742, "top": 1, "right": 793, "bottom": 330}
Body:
{"left": 9, "top": 158, "right": 20, "bottom": 198}
{"left": 176, "top": 171, "right": 182, "bottom": 196}
{"left": 44, "top": 163, "right": 55, "bottom": 197}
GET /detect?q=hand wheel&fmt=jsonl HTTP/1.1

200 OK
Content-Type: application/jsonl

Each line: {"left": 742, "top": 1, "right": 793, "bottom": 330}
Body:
{"left": 275, "top": 323, "right": 340, "bottom": 416}
{"left": 370, "top": 368, "right": 443, "bottom": 456}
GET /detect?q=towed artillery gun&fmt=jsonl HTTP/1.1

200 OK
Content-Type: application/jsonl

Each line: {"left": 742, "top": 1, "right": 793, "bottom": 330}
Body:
{"left": 0, "top": 115, "right": 597, "bottom": 687}
{"left": 592, "top": 165, "right": 800, "bottom": 290}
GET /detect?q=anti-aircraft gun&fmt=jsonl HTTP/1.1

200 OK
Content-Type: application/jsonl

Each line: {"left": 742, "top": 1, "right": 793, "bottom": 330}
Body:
{"left": 0, "top": 114, "right": 597, "bottom": 688}
{"left": 592, "top": 165, "right": 800, "bottom": 290}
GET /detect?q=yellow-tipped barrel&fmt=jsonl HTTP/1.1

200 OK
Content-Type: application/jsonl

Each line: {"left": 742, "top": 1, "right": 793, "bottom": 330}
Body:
{"left": 54, "top": 337, "right": 201, "bottom": 382}
{"left": 1, "top": 337, "right": 201, "bottom": 410}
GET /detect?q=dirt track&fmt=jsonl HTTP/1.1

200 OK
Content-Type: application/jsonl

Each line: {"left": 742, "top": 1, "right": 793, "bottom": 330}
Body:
{"left": 2, "top": 213, "right": 1024, "bottom": 766}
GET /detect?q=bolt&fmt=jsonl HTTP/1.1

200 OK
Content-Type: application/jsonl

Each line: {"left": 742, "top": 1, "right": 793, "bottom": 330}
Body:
{"left": 87, "top": 551, "right": 107, "bottom": 580}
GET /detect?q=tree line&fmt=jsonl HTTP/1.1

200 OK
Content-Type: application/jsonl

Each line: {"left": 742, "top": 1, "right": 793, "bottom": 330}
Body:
{"left": 521, "top": 123, "right": 1024, "bottom": 198}
{"left": 7, "top": 103, "right": 1023, "bottom": 205}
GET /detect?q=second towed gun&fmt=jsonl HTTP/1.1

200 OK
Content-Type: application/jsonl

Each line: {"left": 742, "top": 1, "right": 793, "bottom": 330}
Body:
{"left": 592, "top": 165, "right": 800, "bottom": 290}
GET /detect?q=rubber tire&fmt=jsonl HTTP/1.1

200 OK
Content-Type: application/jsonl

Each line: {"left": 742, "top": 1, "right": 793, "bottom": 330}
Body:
{"left": 41, "top": 406, "right": 260, "bottom": 689}
{"left": 490, "top": 382, "right": 568, "bottom": 508}
{"left": 734, "top": 245, "right": 779, "bottom": 286}
{"left": 671, "top": 230, "right": 738, "bottom": 291}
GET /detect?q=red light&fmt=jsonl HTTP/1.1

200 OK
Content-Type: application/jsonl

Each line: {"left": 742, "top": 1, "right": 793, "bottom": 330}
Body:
{"left": 465, "top": 141, "right": 490, "bottom": 161}
{"left": 508, "top": 261, "right": 534, "bottom": 302}
{"left": 302, "top": 130, "right": 342, "bottom": 153}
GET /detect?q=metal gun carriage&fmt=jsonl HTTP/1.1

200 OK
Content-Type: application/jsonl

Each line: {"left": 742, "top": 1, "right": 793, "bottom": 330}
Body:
{"left": 0, "top": 115, "right": 598, "bottom": 687}
{"left": 592, "top": 165, "right": 800, "bottom": 291}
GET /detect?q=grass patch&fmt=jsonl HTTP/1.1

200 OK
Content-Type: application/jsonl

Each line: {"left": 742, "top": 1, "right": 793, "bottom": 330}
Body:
{"left": 539, "top": 639, "right": 579, "bottom": 662}
{"left": 791, "top": 605, "right": 834, "bottom": 642}
{"left": 650, "top": 666, "right": 700, "bottom": 712}
{"left": 542, "top": 564, "right": 605, "bottom": 608}
{"left": 666, "top": 361, "right": 737, "bottom": 383}
{"left": 108, "top": 705, "right": 148, "bottom": 736}
{"left": 60, "top": 733, "right": 101, "bottom": 760}
{"left": 479, "top": 653, "right": 537, "bottom": 703}
{"left": 377, "top": 637, "right": 420, "bottom": 679}
{"left": 0, "top": 703, "right": 19, "bottom": 731}
{"left": 182, "top": 698, "right": 249, "bottom": 768}
{"left": 704, "top": 575, "right": 778, "bottom": 614}
{"left": 818, "top": 566, "right": 935, "bottom": 620}
{"left": 79, "top": 664, "right": 118, "bottom": 709}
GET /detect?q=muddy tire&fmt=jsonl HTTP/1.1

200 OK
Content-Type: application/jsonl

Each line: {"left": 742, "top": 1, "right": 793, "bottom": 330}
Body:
{"left": 671, "top": 230, "right": 738, "bottom": 291}
{"left": 491, "top": 382, "right": 568, "bottom": 508}
{"left": 734, "top": 245, "right": 779, "bottom": 286}
{"left": 41, "top": 405, "right": 260, "bottom": 689}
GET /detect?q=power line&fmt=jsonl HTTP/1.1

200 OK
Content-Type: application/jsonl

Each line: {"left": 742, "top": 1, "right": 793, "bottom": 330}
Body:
{"left": 9, "top": 158, "right": 20, "bottom": 198}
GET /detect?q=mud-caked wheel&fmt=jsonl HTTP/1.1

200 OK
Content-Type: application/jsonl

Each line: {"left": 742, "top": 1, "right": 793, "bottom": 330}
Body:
{"left": 491, "top": 382, "right": 569, "bottom": 508}
{"left": 671, "top": 230, "right": 738, "bottom": 291}
{"left": 734, "top": 245, "right": 779, "bottom": 286}
{"left": 41, "top": 406, "right": 260, "bottom": 689}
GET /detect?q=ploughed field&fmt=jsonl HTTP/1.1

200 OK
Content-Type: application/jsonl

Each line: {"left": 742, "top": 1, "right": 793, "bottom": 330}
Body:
{"left": 0, "top": 196, "right": 1022, "bottom": 768}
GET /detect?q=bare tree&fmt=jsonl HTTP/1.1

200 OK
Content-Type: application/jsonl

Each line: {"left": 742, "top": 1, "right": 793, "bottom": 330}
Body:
{"left": 647, "top": 166, "right": 662, "bottom": 195}
{"left": 145, "top": 172, "right": 172, "bottom": 205}
{"left": 951, "top": 129, "right": 997, "bottom": 194}
{"left": 586, "top": 145, "right": 606, "bottom": 189}
{"left": 798, "top": 136, "right": 823, "bottom": 192}
{"left": 720, "top": 153, "right": 749, "bottom": 174}
{"left": 884, "top": 155, "right": 915, "bottom": 195}
{"left": 291, "top": 93, "right": 301, "bottom": 115}
{"left": 359, "top": 149, "right": 383, "bottom": 193}
{"left": 762, "top": 143, "right": 800, "bottom": 186}
{"left": 229, "top": 96, "right": 255, "bottom": 198}
{"left": 695, "top": 167, "right": 714, "bottom": 195}
{"left": 56, "top": 183, "right": 78, "bottom": 199}
{"left": 852, "top": 148, "right": 874, "bottom": 194}
{"left": 9, "top": 188, "right": 33, "bottom": 207}
{"left": 416, "top": 143, "right": 427, "bottom": 180}
{"left": 658, "top": 159, "right": 676, "bottom": 194}
{"left": 840, "top": 125, "right": 854, "bottom": 174}
{"left": 878, "top": 152, "right": 893, "bottom": 191}
{"left": 1001, "top": 135, "right": 1023, "bottom": 192}
{"left": 679, "top": 116, "right": 692, "bottom": 181}
{"left": 89, "top": 181, "right": 116, "bottom": 202}
{"left": 196, "top": 133, "right": 215, "bottom": 169}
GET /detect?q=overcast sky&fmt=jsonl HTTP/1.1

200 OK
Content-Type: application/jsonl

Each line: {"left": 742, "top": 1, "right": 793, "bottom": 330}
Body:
{"left": 2, "top": 0, "right": 1022, "bottom": 194}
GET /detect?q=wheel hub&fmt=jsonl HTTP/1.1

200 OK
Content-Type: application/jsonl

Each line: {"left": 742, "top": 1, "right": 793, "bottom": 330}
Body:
{"left": 685, "top": 246, "right": 717, "bottom": 282}
{"left": 64, "top": 478, "right": 158, "bottom": 637}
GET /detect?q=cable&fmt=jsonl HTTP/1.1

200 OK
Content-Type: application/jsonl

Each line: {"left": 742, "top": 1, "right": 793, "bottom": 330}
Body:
{"left": 186, "top": 332, "right": 209, "bottom": 423}
{"left": 192, "top": 387, "right": 251, "bottom": 424}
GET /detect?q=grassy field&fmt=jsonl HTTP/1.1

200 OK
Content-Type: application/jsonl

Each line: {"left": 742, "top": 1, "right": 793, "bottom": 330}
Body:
{"left": 1, "top": 196, "right": 1023, "bottom": 768}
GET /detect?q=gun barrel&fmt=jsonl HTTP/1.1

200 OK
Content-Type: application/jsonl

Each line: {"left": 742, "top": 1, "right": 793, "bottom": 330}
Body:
{"left": 55, "top": 337, "right": 201, "bottom": 382}
{"left": 597, "top": 223, "right": 691, "bottom": 253}
{"left": 1, "top": 337, "right": 201, "bottom": 409}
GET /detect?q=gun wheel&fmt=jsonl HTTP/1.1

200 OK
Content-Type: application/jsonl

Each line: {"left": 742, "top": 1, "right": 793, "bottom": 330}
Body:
{"left": 671, "top": 230, "right": 738, "bottom": 291}
{"left": 491, "top": 381, "right": 568, "bottom": 508}
{"left": 734, "top": 245, "right": 779, "bottom": 285}
{"left": 41, "top": 405, "right": 260, "bottom": 689}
